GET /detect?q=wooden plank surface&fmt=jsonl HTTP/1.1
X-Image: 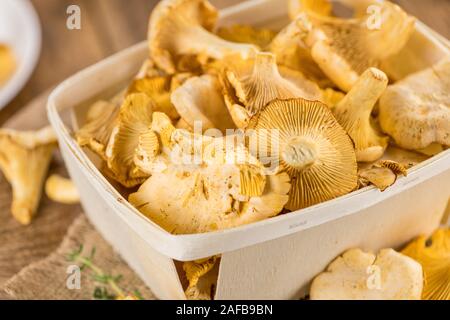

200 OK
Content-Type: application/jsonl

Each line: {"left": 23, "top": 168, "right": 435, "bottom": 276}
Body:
{"left": 0, "top": 0, "right": 449, "bottom": 124}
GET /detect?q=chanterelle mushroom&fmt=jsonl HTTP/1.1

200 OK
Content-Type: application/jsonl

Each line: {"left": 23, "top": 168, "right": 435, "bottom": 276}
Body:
{"left": 222, "top": 52, "right": 322, "bottom": 128}
{"left": 402, "top": 229, "right": 450, "bottom": 300}
{"left": 128, "top": 76, "right": 180, "bottom": 121}
{"left": 184, "top": 256, "right": 219, "bottom": 300}
{"left": 129, "top": 134, "right": 290, "bottom": 234}
{"left": 248, "top": 98, "right": 358, "bottom": 211}
{"left": 45, "top": 174, "right": 80, "bottom": 205}
{"left": 0, "top": 127, "right": 57, "bottom": 225}
{"left": 76, "top": 100, "right": 119, "bottom": 160}
{"left": 269, "top": 15, "right": 331, "bottom": 87}
{"left": 289, "top": 0, "right": 415, "bottom": 92}
{"left": 171, "top": 74, "right": 235, "bottom": 132}
{"left": 358, "top": 160, "right": 407, "bottom": 191}
{"left": 105, "top": 93, "right": 156, "bottom": 188}
{"left": 148, "top": 0, "right": 258, "bottom": 74}
{"left": 379, "top": 59, "right": 450, "bottom": 151}
{"left": 333, "top": 68, "right": 389, "bottom": 162}
{"left": 310, "top": 248, "right": 423, "bottom": 300}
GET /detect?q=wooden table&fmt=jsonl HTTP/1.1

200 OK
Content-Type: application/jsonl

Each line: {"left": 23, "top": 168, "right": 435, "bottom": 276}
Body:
{"left": 0, "top": 0, "right": 449, "bottom": 125}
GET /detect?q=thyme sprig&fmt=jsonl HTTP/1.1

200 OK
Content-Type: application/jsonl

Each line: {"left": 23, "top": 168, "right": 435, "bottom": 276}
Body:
{"left": 67, "top": 245, "right": 140, "bottom": 300}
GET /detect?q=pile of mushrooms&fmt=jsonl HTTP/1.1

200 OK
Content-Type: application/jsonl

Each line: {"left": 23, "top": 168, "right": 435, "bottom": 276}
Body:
{"left": 0, "top": 0, "right": 447, "bottom": 301}
{"left": 71, "top": 0, "right": 449, "bottom": 237}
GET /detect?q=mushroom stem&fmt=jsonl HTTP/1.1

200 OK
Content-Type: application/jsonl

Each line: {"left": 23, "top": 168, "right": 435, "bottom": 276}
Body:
{"left": 337, "top": 68, "right": 388, "bottom": 120}
{"left": 178, "top": 26, "right": 257, "bottom": 61}
{"left": 282, "top": 137, "right": 319, "bottom": 170}
{"left": 252, "top": 53, "right": 281, "bottom": 80}
{"left": 333, "top": 68, "right": 389, "bottom": 162}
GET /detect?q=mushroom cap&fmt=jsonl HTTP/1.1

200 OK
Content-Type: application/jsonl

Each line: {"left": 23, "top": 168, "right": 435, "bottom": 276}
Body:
{"left": 402, "top": 229, "right": 450, "bottom": 300}
{"left": 128, "top": 76, "right": 180, "bottom": 121}
{"left": 0, "top": 127, "right": 57, "bottom": 225}
{"left": 133, "top": 130, "right": 161, "bottom": 174}
{"left": 106, "top": 93, "right": 156, "bottom": 188}
{"left": 223, "top": 52, "right": 322, "bottom": 128}
{"left": 248, "top": 98, "right": 358, "bottom": 211}
{"left": 76, "top": 100, "right": 119, "bottom": 160}
{"left": 148, "top": 0, "right": 257, "bottom": 74}
{"left": 269, "top": 15, "right": 332, "bottom": 87}
{"left": 291, "top": 0, "right": 415, "bottom": 91}
{"left": 129, "top": 138, "right": 290, "bottom": 234}
{"left": 183, "top": 256, "right": 219, "bottom": 300}
{"left": 45, "top": 174, "right": 80, "bottom": 205}
{"left": 310, "top": 248, "right": 423, "bottom": 300}
{"left": 379, "top": 58, "right": 450, "bottom": 150}
{"left": 149, "top": 0, "right": 216, "bottom": 73}
{"left": 135, "top": 58, "right": 166, "bottom": 79}
{"left": 217, "top": 25, "right": 277, "bottom": 50}
{"left": 333, "top": 68, "right": 389, "bottom": 162}
{"left": 171, "top": 74, "right": 235, "bottom": 132}
{"left": 358, "top": 167, "right": 396, "bottom": 191}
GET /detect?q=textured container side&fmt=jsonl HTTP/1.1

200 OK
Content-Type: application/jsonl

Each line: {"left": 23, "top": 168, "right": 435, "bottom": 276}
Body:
{"left": 216, "top": 169, "right": 450, "bottom": 300}
{"left": 58, "top": 140, "right": 186, "bottom": 300}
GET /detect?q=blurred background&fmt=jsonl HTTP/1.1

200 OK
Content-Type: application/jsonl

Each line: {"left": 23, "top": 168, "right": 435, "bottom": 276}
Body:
{"left": 0, "top": 0, "right": 449, "bottom": 124}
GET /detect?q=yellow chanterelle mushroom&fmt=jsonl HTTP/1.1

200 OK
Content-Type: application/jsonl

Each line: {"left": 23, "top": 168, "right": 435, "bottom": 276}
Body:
{"left": 76, "top": 100, "right": 119, "bottom": 160}
{"left": 288, "top": 0, "right": 415, "bottom": 92}
{"left": 129, "top": 130, "right": 290, "bottom": 234}
{"left": 0, "top": 127, "right": 57, "bottom": 224}
{"left": 358, "top": 160, "right": 408, "bottom": 191}
{"left": 45, "top": 174, "right": 80, "bottom": 205}
{"left": 183, "top": 256, "right": 219, "bottom": 300}
{"left": 310, "top": 248, "right": 423, "bottom": 300}
{"left": 402, "top": 229, "right": 450, "bottom": 300}
{"left": 148, "top": 0, "right": 258, "bottom": 74}
{"left": 269, "top": 15, "right": 331, "bottom": 87}
{"left": 222, "top": 52, "right": 322, "bottom": 129}
{"left": 105, "top": 93, "right": 158, "bottom": 188}
{"left": 333, "top": 68, "right": 389, "bottom": 162}
{"left": 171, "top": 74, "right": 235, "bottom": 132}
{"left": 379, "top": 58, "right": 450, "bottom": 151}
{"left": 248, "top": 98, "right": 358, "bottom": 211}
{"left": 128, "top": 76, "right": 180, "bottom": 121}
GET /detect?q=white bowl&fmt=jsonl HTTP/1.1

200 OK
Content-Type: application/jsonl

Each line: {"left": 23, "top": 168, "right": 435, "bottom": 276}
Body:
{"left": 0, "top": 0, "right": 41, "bottom": 109}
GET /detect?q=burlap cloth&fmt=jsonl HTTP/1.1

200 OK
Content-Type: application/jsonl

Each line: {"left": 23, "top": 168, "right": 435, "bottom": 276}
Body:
{"left": 0, "top": 215, "right": 156, "bottom": 300}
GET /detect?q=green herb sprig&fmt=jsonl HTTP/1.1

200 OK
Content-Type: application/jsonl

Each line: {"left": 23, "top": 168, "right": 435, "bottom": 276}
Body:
{"left": 67, "top": 245, "right": 141, "bottom": 300}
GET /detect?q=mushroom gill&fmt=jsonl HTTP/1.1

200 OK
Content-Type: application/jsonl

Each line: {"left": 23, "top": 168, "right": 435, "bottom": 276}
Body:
{"left": 248, "top": 98, "right": 358, "bottom": 211}
{"left": 105, "top": 93, "right": 156, "bottom": 188}
{"left": 223, "top": 52, "right": 322, "bottom": 128}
